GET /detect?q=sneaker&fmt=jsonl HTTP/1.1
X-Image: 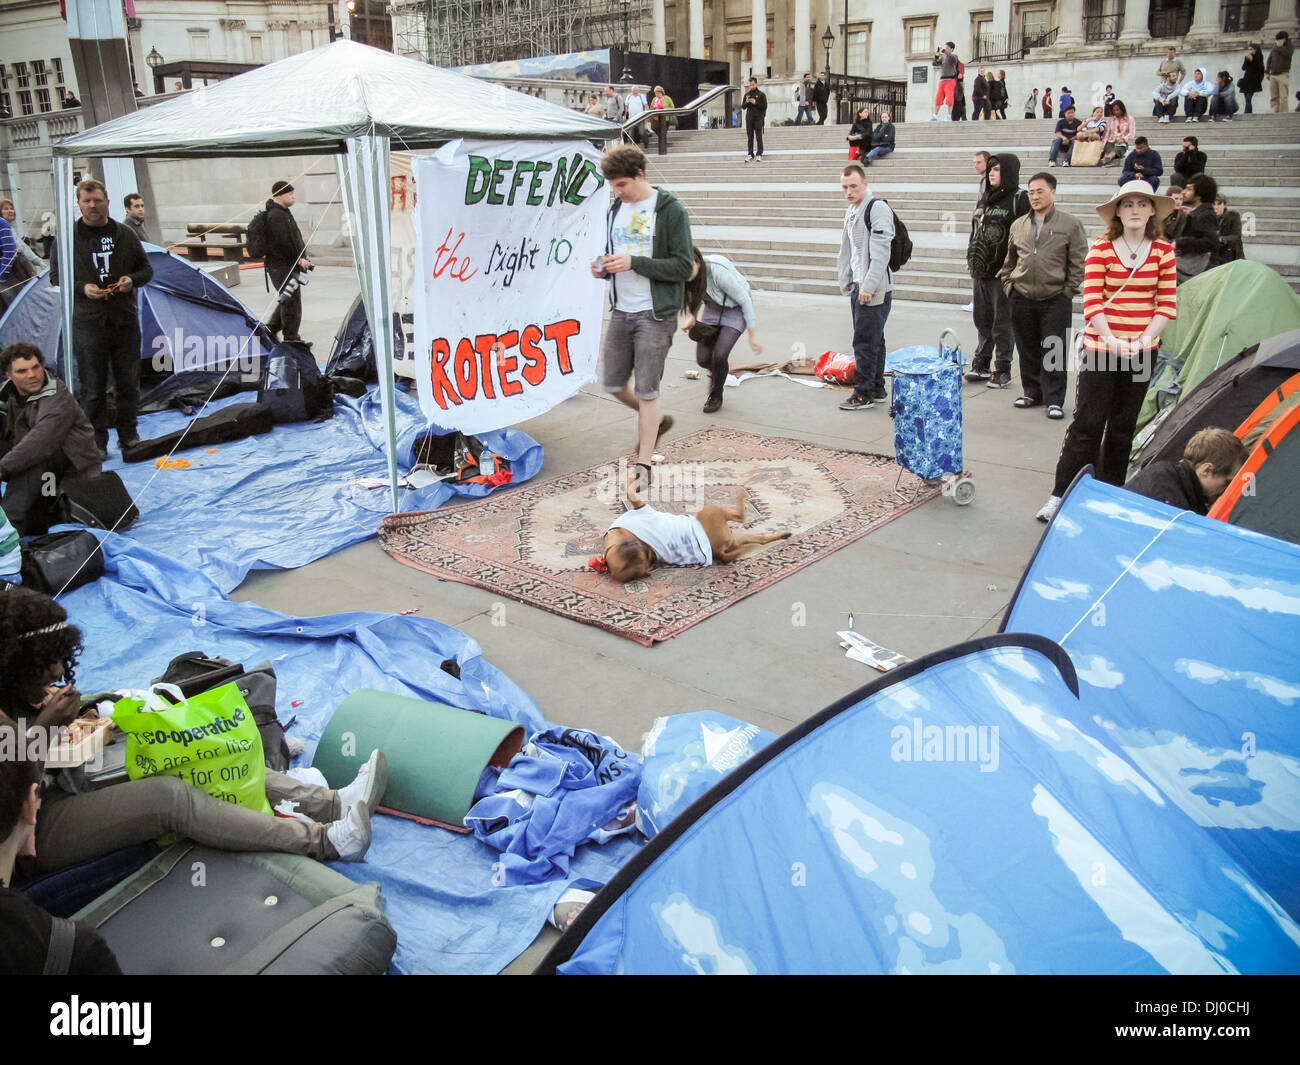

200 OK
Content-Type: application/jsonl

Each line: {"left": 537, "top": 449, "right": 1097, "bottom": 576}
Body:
{"left": 965, "top": 366, "right": 992, "bottom": 382}
{"left": 337, "top": 749, "right": 388, "bottom": 817}
{"left": 1224, "top": 115, "right": 1233, "bottom": 121}
{"left": 326, "top": 802, "right": 372, "bottom": 862}
{"left": 871, "top": 388, "right": 888, "bottom": 401}
{"left": 987, "top": 370, "right": 1012, "bottom": 388}
{"left": 930, "top": 115, "right": 940, "bottom": 121}
{"left": 744, "top": 155, "right": 754, "bottom": 162}
{"left": 1062, "top": 162, "right": 1070, "bottom": 167}
{"left": 1158, "top": 115, "right": 1169, "bottom": 123}
{"left": 1035, "top": 495, "right": 1062, "bottom": 523}
{"left": 755, "top": 155, "right": 764, "bottom": 162}
{"left": 839, "top": 394, "right": 874, "bottom": 411}
{"left": 961, "top": 301, "right": 975, "bottom": 312}
{"left": 1048, "top": 160, "right": 1058, "bottom": 167}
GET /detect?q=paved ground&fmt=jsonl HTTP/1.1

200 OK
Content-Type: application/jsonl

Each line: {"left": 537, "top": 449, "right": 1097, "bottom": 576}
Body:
{"left": 232, "top": 264, "right": 1079, "bottom": 971}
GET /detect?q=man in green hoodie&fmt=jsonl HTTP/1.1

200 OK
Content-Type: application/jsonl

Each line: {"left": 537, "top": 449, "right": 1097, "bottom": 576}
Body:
{"left": 592, "top": 146, "right": 694, "bottom": 482}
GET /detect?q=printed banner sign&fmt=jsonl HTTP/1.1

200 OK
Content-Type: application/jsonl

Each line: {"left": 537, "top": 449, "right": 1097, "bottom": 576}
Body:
{"left": 413, "top": 139, "right": 607, "bottom": 433}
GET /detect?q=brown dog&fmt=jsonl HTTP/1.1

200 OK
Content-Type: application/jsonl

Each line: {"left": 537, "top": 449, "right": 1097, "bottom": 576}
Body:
{"left": 601, "top": 474, "right": 791, "bottom": 582}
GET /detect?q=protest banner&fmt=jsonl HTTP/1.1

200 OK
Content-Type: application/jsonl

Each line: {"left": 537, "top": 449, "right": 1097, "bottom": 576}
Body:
{"left": 413, "top": 139, "right": 607, "bottom": 433}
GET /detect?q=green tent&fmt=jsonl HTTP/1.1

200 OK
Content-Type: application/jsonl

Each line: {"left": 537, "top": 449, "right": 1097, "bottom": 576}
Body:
{"left": 1132, "top": 262, "right": 1300, "bottom": 459}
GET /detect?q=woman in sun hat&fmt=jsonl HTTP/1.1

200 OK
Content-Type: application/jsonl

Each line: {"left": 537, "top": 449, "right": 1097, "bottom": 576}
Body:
{"left": 1034, "top": 181, "right": 1177, "bottom": 523}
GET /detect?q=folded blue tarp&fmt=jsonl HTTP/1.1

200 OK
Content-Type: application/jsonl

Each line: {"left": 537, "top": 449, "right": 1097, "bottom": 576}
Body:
{"left": 103, "top": 385, "right": 543, "bottom": 592}
{"left": 60, "top": 532, "right": 638, "bottom": 975}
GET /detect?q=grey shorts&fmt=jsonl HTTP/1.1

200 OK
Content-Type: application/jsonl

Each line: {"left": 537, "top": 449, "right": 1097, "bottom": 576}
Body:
{"left": 601, "top": 308, "right": 677, "bottom": 400}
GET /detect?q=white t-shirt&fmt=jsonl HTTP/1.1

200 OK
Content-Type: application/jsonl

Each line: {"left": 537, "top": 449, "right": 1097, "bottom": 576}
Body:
{"left": 608, "top": 506, "right": 713, "bottom": 566}
{"left": 609, "top": 192, "right": 658, "bottom": 313}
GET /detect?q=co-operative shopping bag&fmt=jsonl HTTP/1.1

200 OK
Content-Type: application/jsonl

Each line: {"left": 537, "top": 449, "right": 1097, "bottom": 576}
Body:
{"left": 112, "top": 683, "right": 272, "bottom": 815}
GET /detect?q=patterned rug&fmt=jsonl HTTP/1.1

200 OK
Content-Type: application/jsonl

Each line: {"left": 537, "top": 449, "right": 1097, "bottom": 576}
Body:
{"left": 378, "top": 427, "right": 939, "bottom": 645}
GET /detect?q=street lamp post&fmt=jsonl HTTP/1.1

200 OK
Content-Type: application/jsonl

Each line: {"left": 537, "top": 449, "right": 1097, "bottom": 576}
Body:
{"left": 145, "top": 45, "right": 163, "bottom": 94}
{"left": 821, "top": 27, "right": 834, "bottom": 123}
{"left": 620, "top": 0, "right": 634, "bottom": 83}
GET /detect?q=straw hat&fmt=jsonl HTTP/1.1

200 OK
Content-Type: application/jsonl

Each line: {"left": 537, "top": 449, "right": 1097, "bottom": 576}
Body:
{"left": 1095, "top": 181, "right": 1176, "bottom": 225}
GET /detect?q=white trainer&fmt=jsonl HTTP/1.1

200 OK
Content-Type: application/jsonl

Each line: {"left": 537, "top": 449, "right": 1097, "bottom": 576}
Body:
{"left": 337, "top": 749, "right": 388, "bottom": 817}
{"left": 326, "top": 802, "right": 372, "bottom": 862}
{"left": 1035, "top": 495, "right": 1063, "bottom": 523}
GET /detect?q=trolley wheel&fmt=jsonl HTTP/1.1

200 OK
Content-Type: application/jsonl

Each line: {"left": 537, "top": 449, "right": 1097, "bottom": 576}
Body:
{"left": 952, "top": 475, "right": 976, "bottom": 506}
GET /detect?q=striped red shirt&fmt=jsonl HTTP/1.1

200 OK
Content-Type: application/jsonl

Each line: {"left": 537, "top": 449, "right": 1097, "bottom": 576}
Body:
{"left": 1082, "top": 237, "right": 1177, "bottom": 352}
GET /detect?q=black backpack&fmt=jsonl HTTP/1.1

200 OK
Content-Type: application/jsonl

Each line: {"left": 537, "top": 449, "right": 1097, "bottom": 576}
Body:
{"left": 866, "top": 198, "right": 913, "bottom": 272}
{"left": 258, "top": 342, "right": 334, "bottom": 424}
{"left": 245, "top": 209, "right": 269, "bottom": 260}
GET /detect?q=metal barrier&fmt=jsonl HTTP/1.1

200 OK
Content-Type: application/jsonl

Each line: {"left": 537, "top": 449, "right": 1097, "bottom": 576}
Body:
{"left": 832, "top": 75, "right": 908, "bottom": 125}
{"left": 621, "top": 84, "right": 735, "bottom": 155}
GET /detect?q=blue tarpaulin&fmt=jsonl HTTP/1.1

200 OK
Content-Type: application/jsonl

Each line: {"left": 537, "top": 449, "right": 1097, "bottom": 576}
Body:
{"left": 102, "top": 386, "right": 542, "bottom": 593}
{"left": 1004, "top": 473, "right": 1300, "bottom": 921}
{"left": 545, "top": 635, "right": 1300, "bottom": 975}
{"left": 60, "top": 531, "right": 638, "bottom": 975}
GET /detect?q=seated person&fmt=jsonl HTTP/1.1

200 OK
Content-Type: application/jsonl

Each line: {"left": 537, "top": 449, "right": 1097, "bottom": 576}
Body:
{"left": 1120, "top": 137, "right": 1164, "bottom": 191}
{"left": 866, "top": 109, "right": 896, "bottom": 163}
{"left": 1125, "top": 427, "right": 1249, "bottom": 515}
{"left": 0, "top": 587, "right": 388, "bottom": 876}
{"left": 1076, "top": 106, "right": 1107, "bottom": 142}
{"left": 0, "top": 342, "right": 101, "bottom": 537}
{"left": 1181, "top": 68, "right": 1215, "bottom": 121}
{"left": 1208, "top": 70, "right": 1239, "bottom": 120}
{"left": 1048, "top": 105, "right": 1081, "bottom": 166}
{"left": 1175, "top": 173, "right": 1223, "bottom": 281}
{"left": 1100, "top": 99, "right": 1134, "bottom": 166}
{"left": 1172, "top": 135, "right": 1206, "bottom": 187}
{"left": 847, "top": 106, "right": 872, "bottom": 159}
{"left": 1215, "top": 194, "right": 1245, "bottom": 261}
{"left": 1162, "top": 185, "right": 1189, "bottom": 241}
{"left": 0, "top": 503, "right": 18, "bottom": 586}
{"left": 1152, "top": 72, "right": 1181, "bottom": 122}
{"left": 0, "top": 726, "right": 122, "bottom": 973}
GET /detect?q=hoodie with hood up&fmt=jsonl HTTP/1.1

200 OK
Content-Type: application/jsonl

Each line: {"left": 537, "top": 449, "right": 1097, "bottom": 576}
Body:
{"left": 967, "top": 153, "right": 1029, "bottom": 279}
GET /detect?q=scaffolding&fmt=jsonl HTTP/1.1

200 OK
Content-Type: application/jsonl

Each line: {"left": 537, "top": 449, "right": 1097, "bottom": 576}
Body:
{"left": 391, "top": 0, "right": 650, "bottom": 69}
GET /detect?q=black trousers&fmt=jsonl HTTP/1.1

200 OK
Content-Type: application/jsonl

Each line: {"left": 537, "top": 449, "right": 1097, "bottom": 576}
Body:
{"left": 1052, "top": 363, "right": 1150, "bottom": 495}
{"left": 694, "top": 326, "right": 745, "bottom": 399}
{"left": 815, "top": 100, "right": 828, "bottom": 124}
{"left": 1009, "top": 291, "right": 1071, "bottom": 407}
{"left": 75, "top": 317, "right": 141, "bottom": 445}
{"left": 972, "top": 276, "right": 1014, "bottom": 373}
{"left": 1, "top": 455, "right": 71, "bottom": 536}
{"left": 746, "top": 121, "right": 764, "bottom": 157}
{"left": 265, "top": 264, "right": 304, "bottom": 341}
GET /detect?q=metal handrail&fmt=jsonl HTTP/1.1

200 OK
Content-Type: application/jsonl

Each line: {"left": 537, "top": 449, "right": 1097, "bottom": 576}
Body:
{"left": 620, "top": 83, "right": 735, "bottom": 137}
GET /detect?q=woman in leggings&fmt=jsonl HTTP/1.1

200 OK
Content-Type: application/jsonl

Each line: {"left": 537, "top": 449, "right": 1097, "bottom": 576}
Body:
{"left": 680, "top": 249, "right": 761, "bottom": 413}
{"left": 0, "top": 588, "right": 386, "bottom": 876}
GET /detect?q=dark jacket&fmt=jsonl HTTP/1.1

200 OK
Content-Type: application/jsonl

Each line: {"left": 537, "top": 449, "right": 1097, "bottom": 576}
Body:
{"left": 847, "top": 117, "right": 873, "bottom": 147}
{"left": 1174, "top": 148, "right": 1206, "bottom": 177}
{"left": 871, "top": 121, "right": 895, "bottom": 150}
{"left": 989, "top": 78, "right": 1008, "bottom": 108}
{"left": 967, "top": 153, "right": 1026, "bottom": 278}
{"left": 1176, "top": 203, "right": 1222, "bottom": 262}
{"left": 1240, "top": 50, "right": 1265, "bottom": 93}
{"left": 812, "top": 78, "right": 829, "bottom": 105}
{"left": 263, "top": 198, "right": 306, "bottom": 274}
{"left": 1121, "top": 146, "right": 1164, "bottom": 183}
{"left": 124, "top": 214, "right": 154, "bottom": 246}
{"left": 604, "top": 188, "right": 694, "bottom": 321}
{"left": 1267, "top": 37, "right": 1293, "bottom": 75}
{"left": 49, "top": 217, "right": 152, "bottom": 326}
{"left": 742, "top": 88, "right": 767, "bottom": 125}
{"left": 1218, "top": 209, "right": 1245, "bottom": 261}
{"left": 0, "top": 371, "right": 102, "bottom": 480}
{"left": 1125, "top": 458, "right": 1210, "bottom": 515}
{"left": 0, "top": 887, "right": 121, "bottom": 975}
{"left": 972, "top": 74, "right": 989, "bottom": 99}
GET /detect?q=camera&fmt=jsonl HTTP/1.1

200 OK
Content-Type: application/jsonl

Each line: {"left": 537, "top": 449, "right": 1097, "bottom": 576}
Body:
{"left": 278, "top": 264, "right": 313, "bottom": 303}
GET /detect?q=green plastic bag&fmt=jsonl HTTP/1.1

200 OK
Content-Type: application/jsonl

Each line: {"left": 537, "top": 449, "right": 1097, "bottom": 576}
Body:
{"left": 112, "top": 682, "right": 272, "bottom": 815}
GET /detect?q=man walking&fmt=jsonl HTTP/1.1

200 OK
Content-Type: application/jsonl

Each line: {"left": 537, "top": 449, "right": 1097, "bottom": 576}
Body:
{"left": 263, "top": 180, "right": 313, "bottom": 345}
{"left": 591, "top": 146, "right": 694, "bottom": 484}
{"left": 997, "top": 171, "right": 1087, "bottom": 420}
{"left": 742, "top": 77, "right": 767, "bottom": 161}
{"left": 122, "top": 193, "right": 155, "bottom": 245}
{"left": 795, "top": 73, "right": 816, "bottom": 125}
{"left": 813, "top": 72, "right": 830, "bottom": 125}
{"left": 972, "top": 68, "right": 991, "bottom": 121}
{"left": 624, "top": 85, "right": 649, "bottom": 147}
{"left": 1268, "top": 31, "right": 1293, "bottom": 113}
{"left": 836, "top": 163, "right": 894, "bottom": 410}
{"left": 49, "top": 179, "right": 153, "bottom": 457}
{"left": 932, "top": 42, "right": 960, "bottom": 120}
{"left": 603, "top": 84, "right": 623, "bottom": 123}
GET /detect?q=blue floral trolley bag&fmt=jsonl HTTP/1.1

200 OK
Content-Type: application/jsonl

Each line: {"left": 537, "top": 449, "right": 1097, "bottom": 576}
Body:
{"left": 888, "top": 329, "right": 976, "bottom": 504}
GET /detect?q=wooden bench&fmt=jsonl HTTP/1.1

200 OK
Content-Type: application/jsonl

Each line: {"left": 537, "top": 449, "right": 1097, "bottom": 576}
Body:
{"left": 180, "top": 223, "right": 249, "bottom": 262}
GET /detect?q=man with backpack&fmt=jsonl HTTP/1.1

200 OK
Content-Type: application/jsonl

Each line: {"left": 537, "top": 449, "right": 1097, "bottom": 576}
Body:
{"left": 836, "top": 162, "right": 897, "bottom": 410}
{"left": 249, "top": 181, "right": 312, "bottom": 345}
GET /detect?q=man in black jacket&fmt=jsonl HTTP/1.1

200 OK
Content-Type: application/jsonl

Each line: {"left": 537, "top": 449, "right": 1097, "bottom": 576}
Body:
{"left": 742, "top": 78, "right": 767, "bottom": 162}
{"left": 972, "top": 68, "right": 991, "bottom": 120}
{"left": 49, "top": 179, "right": 153, "bottom": 455}
{"left": 1172, "top": 136, "right": 1207, "bottom": 187}
{"left": 813, "top": 72, "right": 830, "bottom": 125}
{"left": 965, "top": 153, "right": 1028, "bottom": 388}
{"left": 0, "top": 342, "right": 102, "bottom": 535}
{"left": 1125, "top": 428, "right": 1248, "bottom": 515}
{"left": 1175, "top": 173, "right": 1223, "bottom": 282}
{"left": 263, "top": 180, "right": 313, "bottom": 344}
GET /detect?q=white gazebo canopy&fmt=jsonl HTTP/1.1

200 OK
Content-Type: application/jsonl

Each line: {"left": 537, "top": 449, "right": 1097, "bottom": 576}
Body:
{"left": 53, "top": 39, "right": 618, "bottom": 509}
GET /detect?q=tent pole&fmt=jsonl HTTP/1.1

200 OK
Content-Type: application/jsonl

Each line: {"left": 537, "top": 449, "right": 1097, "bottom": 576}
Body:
{"left": 53, "top": 155, "right": 77, "bottom": 389}
{"left": 340, "top": 135, "right": 401, "bottom": 514}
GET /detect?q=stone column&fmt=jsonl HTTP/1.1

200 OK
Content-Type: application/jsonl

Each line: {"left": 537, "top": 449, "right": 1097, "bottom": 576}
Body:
{"left": 1118, "top": 0, "right": 1150, "bottom": 42}
{"left": 1054, "top": 0, "right": 1086, "bottom": 47}
{"left": 1185, "top": 0, "right": 1221, "bottom": 43}
{"left": 689, "top": 0, "right": 705, "bottom": 57}
{"left": 751, "top": 0, "right": 767, "bottom": 78}
{"left": 1262, "top": 0, "right": 1293, "bottom": 34}
{"left": 653, "top": 0, "right": 666, "bottom": 53}
{"left": 795, "top": 0, "right": 811, "bottom": 72}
